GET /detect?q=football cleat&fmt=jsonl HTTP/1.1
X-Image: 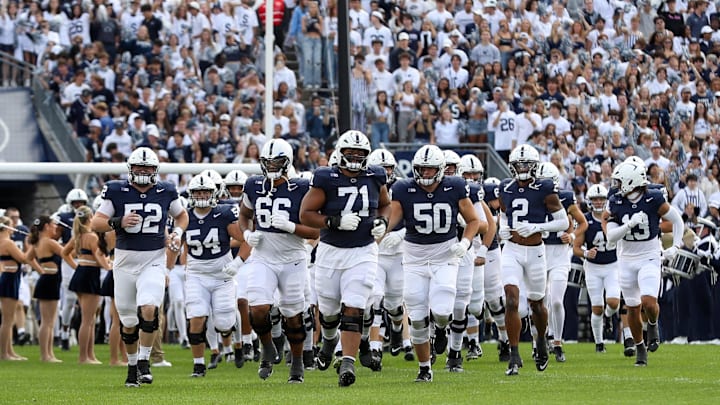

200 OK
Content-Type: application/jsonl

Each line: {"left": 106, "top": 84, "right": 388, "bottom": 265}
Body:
{"left": 16, "top": 332, "right": 30, "bottom": 346}
{"left": 273, "top": 336, "right": 286, "bottom": 365}
{"left": 191, "top": 363, "right": 206, "bottom": 378}
{"left": 125, "top": 365, "right": 140, "bottom": 388}
{"left": 61, "top": 338, "right": 70, "bottom": 351}
{"left": 553, "top": 346, "right": 566, "bottom": 363}
{"left": 316, "top": 336, "right": 338, "bottom": 371}
{"left": 603, "top": 316, "right": 614, "bottom": 339}
{"left": 595, "top": 343, "right": 606, "bottom": 353}
{"left": 647, "top": 324, "right": 660, "bottom": 353}
{"left": 403, "top": 346, "right": 415, "bottom": 361}
{"left": 505, "top": 358, "right": 521, "bottom": 376}
{"left": 338, "top": 359, "right": 356, "bottom": 387}
{"left": 433, "top": 326, "right": 448, "bottom": 355}
{"left": 635, "top": 343, "right": 648, "bottom": 367}
{"left": 137, "top": 360, "right": 153, "bottom": 384}
{"left": 303, "top": 350, "right": 316, "bottom": 370}
{"left": 535, "top": 338, "right": 549, "bottom": 372}
{"left": 288, "top": 372, "right": 304, "bottom": 384}
{"left": 234, "top": 348, "right": 245, "bottom": 368}
{"left": 498, "top": 340, "right": 511, "bottom": 362}
{"left": 445, "top": 349, "right": 464, "bottom": 373}
{"left": 623, "top": 337, "right": 636, "bottom": 357}
{"left": 466, "top": 340, "right": 481, "bottom": 361}
{"left": 415, "top": 366, "right": 433, "bottom": 382}
{"left": 242, "top": 343, "right": 254, "bottom": 361}
{"left": 258, "top": 360, "right": 274, "bottom": 380}
{"left": 390, "top": 327, "right": 404, "bottom": 356}
{"left": 180, "top": 339, "right": 190, "bottom": 349}
{"left": 208, "top": 352, "right": 222, "bottom": 369}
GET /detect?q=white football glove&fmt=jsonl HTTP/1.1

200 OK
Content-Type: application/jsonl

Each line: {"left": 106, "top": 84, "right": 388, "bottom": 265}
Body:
{"left": 168, "top": 233, "right": 182, "bottom": 252}
{"left": 271, "top": 215, "right": 296, "bottom": 234}
{"left": 628, "top": 212, "right": 648, "bottom": 228}
{"left": 515, "top": 222, "right": 540, "bottom": 238}
{"left": 221, "top": 256, "right": 244, "bottom": 277}
{"left": 450, "top": 238, "right": 471, "bottom": 258}
{"left": 498, "top": 226, "right": 512, "bottom": 240}
{"left": 456, "top": 213, "right": 467, "bottom": 228}
{"left": 379, "top": 231, "right": 403, "bottom": 250}
{"left": 476, "top": 244, "right": 488, "bottom": 260}
{"left": 243, "top": 230, "right": 263, "bottom": 247}
{"left": 371, "top": 217, "right": 388, "bottom": 239}
{"left": 662, "top": 246, "right": 679, "bottom": 261}
{"left": 338, "top": 213, "right": 362, "bottom": 231}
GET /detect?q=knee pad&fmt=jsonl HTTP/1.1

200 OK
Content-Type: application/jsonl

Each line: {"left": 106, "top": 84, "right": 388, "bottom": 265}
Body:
{"left": 409, "top": 316, "right": 430, "bottom": 345}
{"left": 249, "top": 309, "right": 272, "bottom": 335}
{"left": 486, "top": 297, "right": 506, "bottom": 316}
{"left": 304, "top": 307, "right": 315, "bottom": 332}
{"left": 339, "top": 305, "right": 364, "bottom": 333}
{"left": 270, "top": 306, "right": 282, "bottom": 326}
{"left": 385, "top": 305, "right": 404, "bottom": 323}
{"left": 282, "top": 314, "right": 307, "bottom": 344}
{"left": 450, "top": 316, "right": 468, "bottom": 334}
{"left": 120, "top": 324, "right": 139, "bottom": 345}
{"left": 138, "top": 307, "right": 159, "bottom": 334}
{"left": 188, "top": 331, "right": 206, "bottom": 346}
{"left": 431, "top": 311, "right": 451, "bottom": 329}
{"left": 319, "top": 312, "right": 340, "bottom": 330}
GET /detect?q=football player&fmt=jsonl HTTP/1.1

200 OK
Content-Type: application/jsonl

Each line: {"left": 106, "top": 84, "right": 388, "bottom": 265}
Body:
{"left": 239, "top": 139, "right": 320, "bottom": 383}
{"left": 91, "top": 147, "right": 189, "bottom": 387}
{"left": 386, "top": 145, "right": 485, "bottom": 382}
{"left": 457, "top": 155, "right": 496, "bottom": 362}
{"left": 367, "top": 149, "right": 406, "bottom": 367}
{"left": 573, "top": 184, "right": 619, "bottom": 353}
{"left": 498, "top": 144, "right": 569, "bottom": 376}
{"left": 604, "top": 162, "right": 684, "bottom": 366}
{"left": 535, "top": 162, "right": 588, "bottom": 362}
{"left": 300, "top": 131, "right": 391, "bottom": 387}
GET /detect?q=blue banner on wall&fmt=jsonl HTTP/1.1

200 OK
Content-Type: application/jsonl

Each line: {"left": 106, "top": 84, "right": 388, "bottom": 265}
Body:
{"left": 0, "top": 89, "right": 47, "bottom": 181}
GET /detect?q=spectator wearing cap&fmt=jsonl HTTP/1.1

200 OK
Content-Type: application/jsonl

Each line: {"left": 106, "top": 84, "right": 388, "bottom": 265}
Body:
{"left": 271, "top": 102, "right": 291, "bottom": 135}
{"left": 363, "top": 10, "right": 393, "bottom": 55}
{"left": 102, "top": 119, "right": 133, "bottom": 160}
{"left": 676, "top": 87, "right": 697, "bottom": 121}
{"left": 188, "top": 2, "right": 210, "bottom": 45}
{"left": 470, "top": 30, "right": 500, "bottom": 66}
{"left": 389, "top": 32, "right": 415, "bottom": 71}
{"left": 438, "top": 38, "right": 469, "bottom": 69}
{"left": 646, "top": 140, "right": 671, "bottom": 171}
{"left": 68, "top": 88, "right": 93, "bottom": 141}
{"left": 301, "top": 1, "right": 324, "bottom": 89}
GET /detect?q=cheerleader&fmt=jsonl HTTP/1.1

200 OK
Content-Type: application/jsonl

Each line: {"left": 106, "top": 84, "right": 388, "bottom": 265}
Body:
{"left": 62, "top": 206, "right": 111, "bottom": 365}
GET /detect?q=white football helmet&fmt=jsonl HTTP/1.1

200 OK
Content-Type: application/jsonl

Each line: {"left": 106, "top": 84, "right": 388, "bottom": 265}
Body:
{"left": 187, "top": 174, "right": 217, "bottom": 208}
{"left": 413, "top": 145, "right": 445, "bottom": 186}
{"left": 484, "top": 177, "right": 501, "bottom": 186}
{"left": 443, "top": 150, "right": 462, "bottom": 176}
{"left": 127, "top": 147, "right": 160, "bottom": 185}
{"left": 367, "top": 149, "right": 398, "bottom": 183}
{"left": 200, "top": 169, "right": 225, "bottom": 199}
{"left": 336, "top": 130, "right": 372, "bottom": 172}
{"left": 611, "top": 162, "right": 648, "bottom": 196}
{"left": 66, "top": 188, "right": 89, "bottom": 206}
{"left": 458, "top": 154, "right": 484, "bottom": 184}
{"left": 328, "top": 150, "right": 339, "bottom": 167}
{"left": 586, "top": 184, "right": 608, "bottom": 213}
{"left": 624, "top": 155, "right": 647, "bottom": 170}
{"left": 508, "top": 144, "right": 540, "bottom": 181}
{"left": 260, "top": 139, "right": 294, "bottom": 180}
{"left": 224, "top": 170, "right": 248, "bottom": 201}
{"left": 91, "top": 195, "right": 103, "bottom": 212}
{"left": 535, "top": 162, "right": 560, "bottom": 185}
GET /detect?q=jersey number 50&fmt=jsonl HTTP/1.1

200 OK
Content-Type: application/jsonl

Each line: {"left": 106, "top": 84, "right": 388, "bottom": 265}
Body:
{"left": 413, "top": 203, "right": 452, "bottom": 234}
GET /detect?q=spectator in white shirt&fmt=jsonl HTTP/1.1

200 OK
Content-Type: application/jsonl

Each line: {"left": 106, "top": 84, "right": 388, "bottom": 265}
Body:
{"left": 645, "top": 141, "right": 671, "bottom": 171}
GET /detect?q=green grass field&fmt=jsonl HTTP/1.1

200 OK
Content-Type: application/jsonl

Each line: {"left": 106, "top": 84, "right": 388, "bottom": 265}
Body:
{"left": 2, "top": 343, "right": 719, "bottom": 404}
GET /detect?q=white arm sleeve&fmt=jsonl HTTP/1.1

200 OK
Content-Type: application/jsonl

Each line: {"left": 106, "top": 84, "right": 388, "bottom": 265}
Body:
{"left": 473, "top": 201, "right": 487, "bottom": 222}
{"left": 662, "top": 205, "right": 685, "bottom": 248}
{"left": 96, "top": 199, "right": 115, "bottom": 218}
{"left": 538, "top": 209, "right": 569, "bottom": 233}
{"left": 606, "top": 222, "right": 630, "bottom": 244}
{"left": 242, "top": 193, "right": 254, "bottom": 210}
{"left": 168, "top": 198, "right": 185, "bottom": 218}
{"left": 499, "top": 210, "right": 508, "bottom": 229}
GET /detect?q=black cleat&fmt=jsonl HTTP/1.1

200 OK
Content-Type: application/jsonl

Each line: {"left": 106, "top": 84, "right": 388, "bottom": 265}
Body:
{"left": 191, "top": 363, "right": 206, "bottom": 377}
{"left": 369, "top": 349, "right": 383, "bottom": 371}
{"left": 242, "top": 343, "right": 253, "bottom": 361}
{"left": 316, "top": 336, "right": 338, "bottom": 371}
{"left": 359, "top": 338, "right": 373, "bottom": 368}
{"left": 303, "top": 350, "right": 316, "bottom": 370}
{"left": 553, "top": 346, "right": 566, "bottom": 363}
{"left": 635, "top": 343, "right": 648, "bottom": 367}
{"left": 16, "top": 332, "right": 30, "bottom": 346}
{"left": 338, "top": 359, "right": 356, "bottom": 387}
{"left": 498, "top": 340, "right": 511, "bottom": 362}
{"left": 273, "top": 336, "right": 286, "bottom": 364}
{"left": 445, "top": 349, "right": 464, "bottom": 373}
{"left": 288, "top": 371, "right": 304, "bottom": 384}
{"left": 403, "top": 346, "right": 415, "bottom": 361}
{"left": 647, "top": 324, "right": 660, "bottom": 353}
{"left": 389, "top": 326, "right": 403, "bottom": 356}
{"left": 137, "top": 360, "right": 153, "bottom": 384}
{"left": 433, "top": 326, "right": 448, "bottom": 355}
{"left": 180, "top": 339, "right": 190, "bottom": 349}
{"left": 535, "top": 338, "right": 549, "bottom": 372}
{"left": 505, "top": 358, "right": 521, "bottom": 376}
{"left": 208, "top": 352, "right": 222, "bottom": 369}
{"left": 623, "top": 337, "right": 636, "bottom": 357}
{"left": 603, "top": 316, "right": 614, "bottom": 339}
{"left": 466, "top": 340, "right": 482, "bottom": 361}
{"left": 61, "top": 338, "right": 70, "bottom": 351}
{"left": 258, "top": 360, "right": 274, "bottom": 379}
{"left": 595, "top": 343, "right": 606, "bottom": 353}
{"left": 415, "top": 366, "right": 433, "bottom": 382}
{"left": 234, "top": 348, "right": 245, "bottom": 368}
{"left": 125, "top": 365, "right": 140, "bottom": 387}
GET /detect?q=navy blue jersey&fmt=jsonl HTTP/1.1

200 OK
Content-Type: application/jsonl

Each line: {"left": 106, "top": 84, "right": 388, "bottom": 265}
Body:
{"left": 186, "top": 204, "right": 238, "bottom": 260}
{"left": 457, "top": 182, "right": 484, "bottom": 241}
{"left": 500, "top": 178, "right": 558, "bottom": 228}
{"left": 311, "top": 165, "right": 387, "bottom": 248}
{"left": 483, "top": 182, "right": 501, "bottom": 250}
{"left": 608, "top": 188, "right": 666, "bottom": 242}
{"left": 392, "top": 176, "right": 469, "bottom": 245}
{"left": 11, "top": 225, "right": 29, "bottom": 251}
{"left": 386, "top": 179, "right": 405, "bottom": 232}
{"left": 57, "top": 212, "right": 75, "bottom": 244}
{"left": 101, "top": 180, "right": 179, "bottom": 251}
{"left": 543, "top": 190, "right": 575, "bottom": 245}
{"left": 582, "top": 212, "right": 617, "bottom": 264}
{"left": 244, "top": 176, "right": 310, "bottom": 234}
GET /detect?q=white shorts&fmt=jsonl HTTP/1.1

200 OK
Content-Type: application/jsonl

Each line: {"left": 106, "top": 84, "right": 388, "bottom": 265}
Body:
{"left": 315, "top": 244, "right": 377, "bottom": 314}
{"left": 501, "top": 241, "right": 547, "bottom": 301}
{"left": 246, "top": 258, "right": 306, "bottom": 317}
{"left": 113, "top": 248, "right": 166, "bottom": 327}
{"left": 185, "top": 274, "right": 236, "bottom": 331}
{"left": 484, "top": 247, "right": 503, "bottom": 303}
{"left": 619, "top": 254, "right": 662, "bottom": 307}
{"left": 404, "top": 261, "right": 457, "bottom": 322}
{"left": 545, "top": 244, "right": 571, "bottom": 282}
{"left": 306, "top": 264, "right": 317, "bottom": 307}
{"left": 168, "top": 265, "right": 186, "bottom": 304}
{"left": 234, "top": 266, "right": 248, "bottom": 301}
{"left": 584, "top": 261, "right": 620, "bottom": 307}
{"left": 373, "top": 253, "right": 404, "bottom": 309}
{"left": 18, "top": 274, "right": 30, "bottom": 307}
{"left": 469, "top": 261, "right": 485, "bottom": 316}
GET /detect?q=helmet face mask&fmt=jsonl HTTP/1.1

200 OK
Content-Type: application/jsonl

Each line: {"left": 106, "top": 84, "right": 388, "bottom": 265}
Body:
{"left": 508, "top": 144, "right": 540, "bottom": 181}
{"left": 260, "top": 139, "right": 294, "bottom": 180}
{"left": 261, "top": 156, "right": 290, "bottom": 180}
{"left": 510, "top": 161, "right": 537, "bottom": 181}
{"left": 226, "top": 185, "right": 244, "bottom": 201}
{"left": 412, "top": 145, "right": 445, "bottom": 186}
{"left": 414, "top": 165, "right": 441, "bottom": 186}
{"left": 188, "top": 175, "right": 217, "bottom": 208}
{"left": 223, "top": 170, "right": 247, "bottom": 201}
{"left": 587, "top": 184, "right": 608, "bottom": 213}
{"left": 127, "top": 147, "right": 160, "bottom": 186}
{"left": 367, "top": 149, "right": 397, "bottom": 183}
{"left": 335, "top": 130, "right": 371, "bottom": 172}
{"left": 339, "top": 148, "right": 369, "bottom": 172}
